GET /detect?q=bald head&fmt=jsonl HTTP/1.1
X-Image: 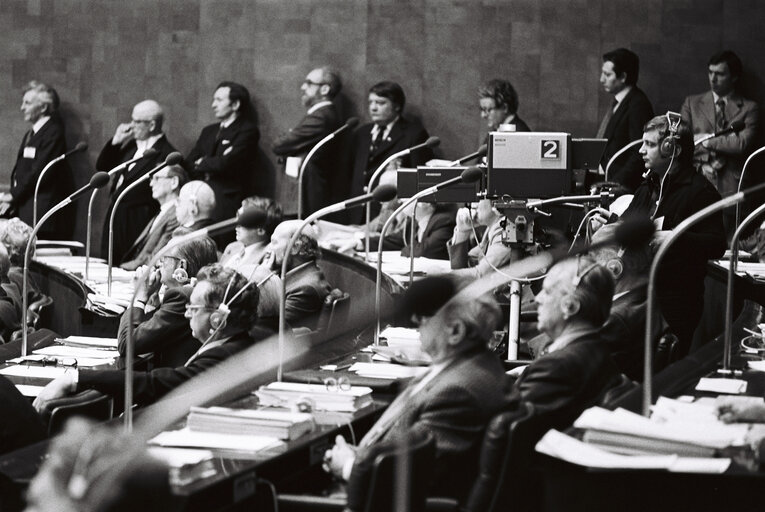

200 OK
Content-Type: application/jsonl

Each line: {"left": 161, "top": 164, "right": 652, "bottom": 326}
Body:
{"left": 131, "top": 100, "right": 164, "bottom": 138}
{"left": 176, "top": 181, "right": 216, "bottom": 226}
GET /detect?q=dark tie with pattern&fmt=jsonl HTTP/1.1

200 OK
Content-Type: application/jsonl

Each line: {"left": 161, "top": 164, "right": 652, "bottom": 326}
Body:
{"left": 369, "top": 126, "right": 385, "bottom": 157}
{"left": 596, "top": 99, "right": 618, "bottom": 138}
{"left": 715, "top": 99, "right": 727, "bottom": 132}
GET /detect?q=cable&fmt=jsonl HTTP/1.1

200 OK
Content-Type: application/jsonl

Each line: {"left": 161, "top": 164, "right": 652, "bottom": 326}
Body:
{"left": 257, "top": 478, "right": 279, "bottom": 512}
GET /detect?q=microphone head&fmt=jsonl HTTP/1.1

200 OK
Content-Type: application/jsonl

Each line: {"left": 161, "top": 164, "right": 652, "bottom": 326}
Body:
{"left": 345, "top": 117, "right": 360, "bottom": 129}
{"left": 460, "top": 166, "right": 483, "bottom": 183}
{"left": 425, "top": 136, "right": 440, "bottom": 149}
{"left": 237, "top": 207, "right": 267, "bottom": 228}
{"left": 476, "top": 143, "right": 488, "bottom": 157}
{"left": 89, "top": 172, "right": 110, "bottom": 189}
{"left": 613, "top": 215, "right": 655, "bottom": 250}
{"left": 730, "top": 119, "right": 746, "bottom": 132}
{"left": 74, "top": 141, "right": 88, "bottom": 152}
{"left": 164, "top": 152, "right": 183, "bottom": 166}
{"left": 371, "top": 184, "right": 397, "bottom": 202}
{"left": 142, "top": 147, "right": 160, "bottom": 159}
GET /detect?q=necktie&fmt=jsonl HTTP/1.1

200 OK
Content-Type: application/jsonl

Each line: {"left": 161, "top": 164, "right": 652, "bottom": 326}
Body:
{"left": 369, "top": 126, "right": 385, "bottom": 156}
{"left": 715, "top": 99, "right": 727, "bottom": 132}
{"left": 596, "top": 99, "right": 618, "bottom": 138}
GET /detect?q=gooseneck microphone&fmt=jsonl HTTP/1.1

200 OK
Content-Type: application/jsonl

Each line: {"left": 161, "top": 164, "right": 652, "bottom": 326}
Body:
{"left": 734, "top": 145, "right": 765, "bottom": 231}
{"left": 694, "top": 119, "right": 746, "bottom": 147}
{"left": 449, "top": 143, "right": 488, "bottom": 166}
{"left": 121, "top": 206, "right": 265, "bottom": 431}
{"left": 642, "top": 181, "right": 765, "bottom": 416}
{"left": 364, "top": 136, "right": 441, "bottom": 261}
{"left": 33, "top": 141, "right": 88, "bottom": 228}
{"left": 374, "top": 167, "right": 483, "bottom": 345}
{"left": 278, "top": 184, "right": 397, "bottom": 381}
{"left": 22, "top": 172, "right": 109, "bottom": 357}
{"left": 106, "top": 152, "right": 183, "bottom": 295}
{"left": 604, "top": 139, "right": 642, "bottom": 182}
{"left": 85, "top": 148, "right": 160, "bottom": 282}
{"left": 296, "top": 117, "right": 360, "bottom": 220}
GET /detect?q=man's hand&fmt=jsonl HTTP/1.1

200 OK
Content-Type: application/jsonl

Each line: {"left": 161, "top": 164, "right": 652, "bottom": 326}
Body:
{"left": 588, "top": 207, "right": 611, "bottom": 234}
{"left": 33, "top": 373, "right": 77, "bottom": 413}
{"left": 716, "top": 396, "right": 765, "bottom": 423}
{"left": 111, "top": 123, "right": 134, "bottom": 146}
{"left": 136, "top": 267, "right": 161, "bottom": 303}
{"left": 323, "top": 435, "right": 356, "bottom": 480}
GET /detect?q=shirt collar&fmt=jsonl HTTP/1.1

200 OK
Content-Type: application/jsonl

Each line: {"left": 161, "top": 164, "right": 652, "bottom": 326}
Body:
{"left": 371, "top": 116, "right": 400, "bottom": 140}
{"left": 220, "top": 115, "right": 237, "bottom": 129}
{"left": 712, "top": 91, "right": 731, "bottom": 105}
{"left": 307, "top": 100, "right": 333, "bottom": 115}
{"left": 135, "top": 133, "right": 163, "bottom": 154}
{"left": 32, "top": 115, "right": 50, "bottom": 134}
{"left": 613, "top": 85, "right": 632, "bottom": 107}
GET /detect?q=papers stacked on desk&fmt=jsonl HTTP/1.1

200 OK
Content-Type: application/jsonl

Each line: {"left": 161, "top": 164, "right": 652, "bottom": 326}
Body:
{"left": 187, "top": 406, "right": 314, "bottom": 440}
{"left": 254, "top": 381, "right": 373, "bottom": 412}
{"left": 379, "top": 327, "right": 420, "bottom": 348}
{"left": 57, "top": 336, "right": 118, "bottom": 349}
{"left": 149, "top": 427, "right": 284, "bottom": 457}
{"left": 714, "top": 259, "right": 765, "bottom": 280}
{"left": 348, "top": 362, "right": 427, "bottom": 379}
{"left": 573, "top": 403, "right": 749, "bottom": 457}
{"left": 363, "top": 251, "right": 452, "bottom": 283}
{"left": 147, "top": 447, "right": 217, "bottom": 486}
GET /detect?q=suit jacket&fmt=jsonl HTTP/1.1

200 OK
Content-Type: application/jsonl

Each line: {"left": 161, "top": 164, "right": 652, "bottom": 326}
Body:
{"left": 220, "top": 240, "right": 268, "bottom": 278}
{"left": 348, "top": 117, "right": 432, "bottom": 223}
{"left": 79, "top": 330, "right": 258, "bottom": 406}
{"left": 599, "top": 87, "right": 654, "bottom": 192}
{"left": 117, "top": 286, "right": 198, "bottom": 368}
{"left": 10, "top": 113, "right": 74, "bottom": 239}
{"left": 680, "top": 91, "right": 760, "bottom": 197}
{"left": 358, "top": 349, "right": 507, "bottom": 501}
{"left": 448, "top": 218, "right": 512, "bottom": 279}
{"left": 600, "top": 285, "right": 652, "bottom": 382}
{"left": 97, "top": 135, "right": 176, "bottom": 262}
{"left": 187, "top": 116, "right": 261, "bottom": 220}
{"left": 272, "top": 103, "right": 343, "bottom": 214}
{"left": 510, "top": 330, "right": 620, "bottom": 429}
{"left": 120, "top": 203, "right": 179, "bottom": 270}
{"left": 284, "top": 260, "right": 332, "bottom": 330}
{"left": 370, "top": 210, "right": 456, "bottom": 260}
{"left": 0, "top": 375, "right": 46, "bottom": 455}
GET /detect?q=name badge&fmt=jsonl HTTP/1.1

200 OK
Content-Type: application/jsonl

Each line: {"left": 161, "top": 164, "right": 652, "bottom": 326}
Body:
{"left": 221, "top": 139, "right": 230, "bottom": 145}
{"left": 23, "top": 146, "right": 36, "bottom": 159}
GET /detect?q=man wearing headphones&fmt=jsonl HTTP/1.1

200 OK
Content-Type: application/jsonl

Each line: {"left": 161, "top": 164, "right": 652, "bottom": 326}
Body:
{"left": 509, "top": 256, "right": 620, "bottom": 428}
{"left": 34, "top": 265, "right": 268, "bottom": 409}
{"left": 619, "top": 114, "right": 725, "bottom": 360}
{"left": 262, "top": 220, "right": 332, "bottom": 330}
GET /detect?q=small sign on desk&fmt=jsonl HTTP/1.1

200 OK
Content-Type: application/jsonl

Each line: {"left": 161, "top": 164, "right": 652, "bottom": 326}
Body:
{"left": 695, "top": 377, "right": 748, "bottom": 394}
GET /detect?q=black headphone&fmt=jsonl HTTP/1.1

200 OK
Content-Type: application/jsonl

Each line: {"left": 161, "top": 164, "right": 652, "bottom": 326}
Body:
{"left": 208, "top": 271, "right": 274, "bottom": 333}
{"left": 659, "top": 111, "right": 682, "bottom": 158}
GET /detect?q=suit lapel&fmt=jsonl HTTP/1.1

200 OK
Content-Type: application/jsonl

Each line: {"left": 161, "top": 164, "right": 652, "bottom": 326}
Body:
{"left": 372, "top": 119, "right": 406, "bottom": 160}
{"left": 727, "top": 93, "right": 743, "bottom": 121}
{"left": 699, "top": 92, "right": 716, "bottom": 129}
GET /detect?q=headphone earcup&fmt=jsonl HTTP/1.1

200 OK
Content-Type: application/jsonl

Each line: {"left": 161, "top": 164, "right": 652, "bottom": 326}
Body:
{"left": 209, "top": 304, "right": 229, "bottom": 332}
{"left": 172, "top": 267, "right": 189, "bottom": 284}
{"left": 660, "top": 135, "right": 676, "bottom": 158}
{"left": 605, "top": 258, "right": 624, "bottom": 279}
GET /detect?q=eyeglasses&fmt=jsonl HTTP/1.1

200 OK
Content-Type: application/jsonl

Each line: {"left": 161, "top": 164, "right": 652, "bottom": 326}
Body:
{"left": 303, "top": 79, "right": 327, "bottom": 87}
{"left": 184, "top": 304, "right": 214, "bottom": 315}
{"left": 131, "top": 118, "right": 153, "bottom": 124}
{"left": 324, "top": 377, "right": 351, "bottom": 392}
{"left": 479, "top": 106, "right": 499, "bottom": 115}
{"left": 150, "top": 175, "right": 174, "bottom": 183}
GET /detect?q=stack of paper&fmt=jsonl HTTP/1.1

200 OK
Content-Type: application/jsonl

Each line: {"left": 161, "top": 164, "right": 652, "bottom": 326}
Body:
{"left": 187, "top": 406, "right": 314, "bottom": 440}
{"left": 147, "top": 447, "right": 217, "bottom": 486}
{"left": 573, "top": 405, "right": 749, "bottom": 457}
{"left": 254, "top": 381, "right": 374, "bottom": 412}
{"left": 379, "top": 327, "right": 420, "bottom": 348}
{"left": 58, "top": 336, "right": 119, "bottom": 350}
{"left": 348, "top": 362, "right": 427, "bottom": 380}
{"left": 149, "top": 427, "right": 284, "bottom": 457}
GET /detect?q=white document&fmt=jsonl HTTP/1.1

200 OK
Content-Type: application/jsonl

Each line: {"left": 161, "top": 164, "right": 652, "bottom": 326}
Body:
{"left": 33, "top": 346, "right": 120, "bottom": 359}
{"left": 60, "top": 336, "right": 119, "bottom": 349}
{"left": 348, "top": 362, "right": 427, "bottom": 379}
{"left": 285, "top": 156, "right": 302, "bottom": 178}
{"left": 695, "top": 377, "right": 747, "bottom": 395}
{"left": 149, "top": 427, "right": 284, "bottom": 452}
{"left": 0, "top": 365, "right": 73, "bottom": 379}
{"left": 146, "top": 447, "right": 214, "bottom": 468}
{"left": 15, "top": 384, "right": 45, "bottom": 397}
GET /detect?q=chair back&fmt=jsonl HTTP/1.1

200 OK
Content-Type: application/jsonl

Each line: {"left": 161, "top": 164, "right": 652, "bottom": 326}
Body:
{"left": 347, "top": 430, "right": 435, "bottom": 512}
{"left": 45, "top": 390, "right": 114, "bottom": 436}
{"left": 316, "top": 288, "right": 350, "bottom": 335}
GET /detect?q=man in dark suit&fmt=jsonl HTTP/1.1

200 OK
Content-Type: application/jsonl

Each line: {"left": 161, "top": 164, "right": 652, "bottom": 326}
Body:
{"left": 479, "top": 78, "right": 531, "bottom": 137}
{"left": 597, "top": 48, "right": 654, "bottom": 192}
{"left": 348, "top": 81, "right": 432, "bottom": 223}
{"left": 97, "top": 99, "right": 178, "bottom": 262}
{"left": 120, "top": 164, "right": 188, "bottom": 270}
{"left": 7, "top": 81, "right": 74, "bottom": 239}
{"left": 680, "top": 50, "right": 760, "bottom": 237}
{"left": 187, "top": 81, "right": 262, "bottom": 221}
{"left": 368, "top": 201, "right": 456, "bottom": 260}
{"left": 323, "top": 276, "right": 507, "bottom": 501}
{"left": 510, "top": 255, "right": 620, "bottom": 428}
{"left": 272, "top": 66, "right": 344, "bottom": 215}
{"left": 262, "top": 220, "right": 331, "bottom": 330}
